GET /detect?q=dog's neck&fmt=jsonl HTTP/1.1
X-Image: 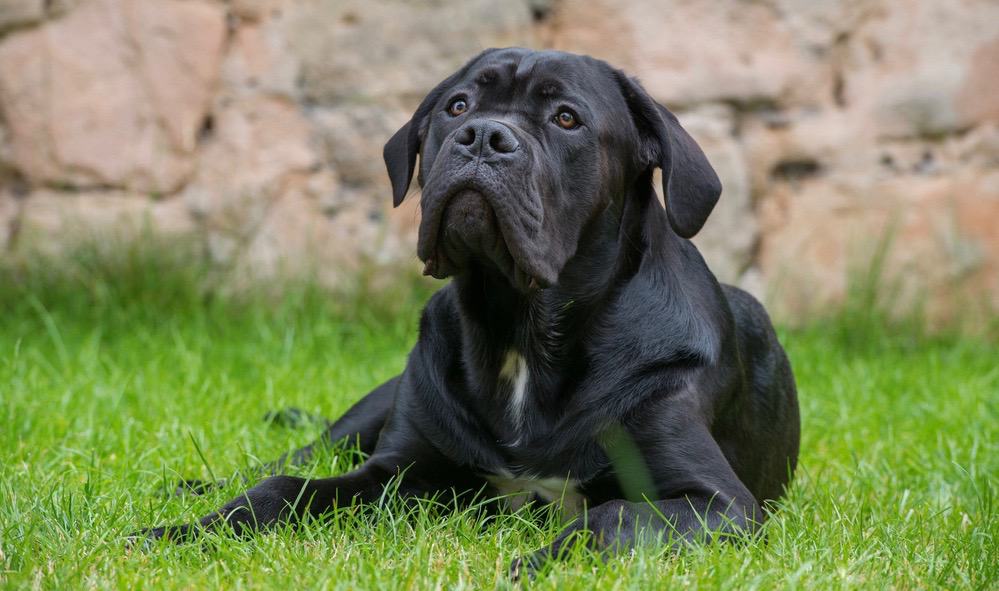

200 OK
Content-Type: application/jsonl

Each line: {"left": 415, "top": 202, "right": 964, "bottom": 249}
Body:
{"left": 452, "top": 178, "right": 662, "bottom": 371}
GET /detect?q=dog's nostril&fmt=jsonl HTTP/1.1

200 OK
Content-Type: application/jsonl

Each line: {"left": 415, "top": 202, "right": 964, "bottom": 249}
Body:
{"left": 488, "top": 129, "right": 518, "bottom": 153}
{"left": 456, "top": 126, "right": 476, "bottom": 146}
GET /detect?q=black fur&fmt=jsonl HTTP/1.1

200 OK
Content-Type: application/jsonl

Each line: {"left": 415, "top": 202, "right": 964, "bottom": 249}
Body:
{"left": 134, "top": 49, "right": 799, "bottom": 578}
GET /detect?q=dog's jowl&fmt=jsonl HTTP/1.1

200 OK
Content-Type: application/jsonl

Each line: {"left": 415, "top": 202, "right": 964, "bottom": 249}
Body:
{"left": 135, "top": 48, "right": 800, "bottom": 577}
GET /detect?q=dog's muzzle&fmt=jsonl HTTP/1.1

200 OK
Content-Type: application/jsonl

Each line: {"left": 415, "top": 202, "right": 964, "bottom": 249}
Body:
{"left": 418, "top": 119, "right": 546, "bottom": 291}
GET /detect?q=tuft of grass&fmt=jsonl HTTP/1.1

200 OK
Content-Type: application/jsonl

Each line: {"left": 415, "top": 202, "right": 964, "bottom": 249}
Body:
{"left": 0, "top": 244, "right": 996, "bottom": 589}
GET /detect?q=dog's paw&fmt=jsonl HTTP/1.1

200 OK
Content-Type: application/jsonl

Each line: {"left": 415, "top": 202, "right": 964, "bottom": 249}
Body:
{"left": 263, "top": 407, "right": 327, "bottom": 429}
{"left": 173, "top": 478, "right": 224, "bottom": 496}
{"left": 508, "top": 552, "right": 545, "bottom": 582}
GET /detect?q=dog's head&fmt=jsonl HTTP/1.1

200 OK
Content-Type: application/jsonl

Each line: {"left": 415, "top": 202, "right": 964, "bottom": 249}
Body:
{"left": 384, "top": 48, "right": 721, "bottom": 292}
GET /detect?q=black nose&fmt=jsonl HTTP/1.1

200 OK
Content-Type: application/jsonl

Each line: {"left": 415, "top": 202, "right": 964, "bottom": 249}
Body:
{"left": 455, "top": 120, "right": 519, "bottom": 157}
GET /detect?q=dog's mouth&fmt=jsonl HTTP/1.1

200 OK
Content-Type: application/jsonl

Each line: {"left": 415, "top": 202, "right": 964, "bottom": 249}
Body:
{"left": 418, "top": 189, "right": 544, "bottom": 293}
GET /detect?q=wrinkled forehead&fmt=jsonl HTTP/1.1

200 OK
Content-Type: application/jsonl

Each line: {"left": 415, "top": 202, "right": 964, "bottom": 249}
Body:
{"left": 456, "top": 48, "right": 625, "bottom": 113}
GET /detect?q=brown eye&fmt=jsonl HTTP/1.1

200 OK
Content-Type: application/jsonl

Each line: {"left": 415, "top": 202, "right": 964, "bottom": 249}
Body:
{"left": 448, "top": 98, "right": 468, "bottom": 116}
{"left": 555, "top": 109, "right": 578, "bottom": 129}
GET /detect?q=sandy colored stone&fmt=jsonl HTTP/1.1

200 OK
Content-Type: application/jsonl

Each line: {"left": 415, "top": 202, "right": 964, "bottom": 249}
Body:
{"left": 222, "top": 20, "right": 300, "bottom": 100}
{"left": 0, "top": 187, "right": 19, "bottom": 248}
{"left": 16, "top": 189, "right": 195, "bottom": 253}
{"left": 543, "top": 0, "right": 827, "bottom": 107}
{"left": 841, "top": 0, "right": 999, "bottom": 139}
{"left": 0, "top": 0, "right": 226, "bottom": 192}
{"left": 314, "top": 105, "right": 407, "bottom": 189}
{"left": 0, "top": 0, "right": 996, "bottom": 324}
{"left": 187, "top": 95, "right": 318, "bottom": 220}
{"left": 956, "top": 36, "right": 999, "bottom": 126}
{"left": 283, "top": 0, "right": 535, "bottom": 107}
{"left": 230, "top": 0, "right": 293, "bottom": 21}
{"left": 682, "top": 105, "right": 756, "bottom": 284}
{"left": 183, "top": 94, "right": 340, "bottom": 269}
{"left": 757, "top": 170, "right": 999, "bottom": 322}
{"left": 0, "top": 0, "right": 75, "bottom": 31}
{"left": 0, "top": 0, "right": 45, "bottom": 31}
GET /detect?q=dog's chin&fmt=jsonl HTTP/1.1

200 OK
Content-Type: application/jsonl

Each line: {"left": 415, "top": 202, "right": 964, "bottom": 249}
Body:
{"left": 419, "top": 189, "right": 544, "bottom": 294}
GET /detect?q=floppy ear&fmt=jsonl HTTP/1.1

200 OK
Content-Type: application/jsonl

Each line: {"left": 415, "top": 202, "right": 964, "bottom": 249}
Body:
{"left": 383, "top": 119, "right": 418, "bottom": 208}
{"left": 382, "top": 84, "right": 447, "bottom": 208}
{"left": 614, "top": 71, "right": 721, "bottom": 238}
{"left": 384, "top": 50, "right": 499, "bottom": 207}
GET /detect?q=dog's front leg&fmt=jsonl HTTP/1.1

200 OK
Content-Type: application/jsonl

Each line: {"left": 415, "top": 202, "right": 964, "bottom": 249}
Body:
{"left": 512, "top": 403, "right": 763, "bottom": 578}
{"left": 510, "top": 492, "right": 759, "bottom": 578}
{"left": 136, "top": 453, "right": 426, "bottom": 544}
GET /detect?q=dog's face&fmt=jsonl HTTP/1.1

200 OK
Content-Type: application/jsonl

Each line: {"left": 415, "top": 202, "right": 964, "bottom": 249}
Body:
{"left": 384, "top": 48, "right": 721, "bottom": 292}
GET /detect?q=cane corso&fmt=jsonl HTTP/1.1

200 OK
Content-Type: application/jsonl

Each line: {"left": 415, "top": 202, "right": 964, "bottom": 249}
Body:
{"left": 136, "top": 48, "right": 800, "bottom": 576}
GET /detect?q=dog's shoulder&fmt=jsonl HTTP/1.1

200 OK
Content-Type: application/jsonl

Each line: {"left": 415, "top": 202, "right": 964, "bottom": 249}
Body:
{"left": 417, "top": 283, "right": 461, "bottom": 336}
{"left": 719, "top": 284, "right": 781, "bottom": 352}
{"left": 597, "top": 241, "right": 730, "bottom": 368}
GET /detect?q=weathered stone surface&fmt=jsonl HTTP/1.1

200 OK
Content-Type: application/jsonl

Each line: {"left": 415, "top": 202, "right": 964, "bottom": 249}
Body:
{"left": 222, "top": 20, "right": 300, "bottom": 100}
{"left": 0, "top": 0, "right": 996, "bottom": 323}
{"left": 0, "top": 187, "right": 18, "bottom": 248}
{"left": 313, "top": 105, "right": 406, "bottom": 189}
{"left": 239, "top": 189, "right": 399, "bottom": 286}
{"left": 840, "top": 0, "right": 999, "bottom": 140}
{"left": 16, "top": 189, "right": 194, "bottom": 253}
{"left": 542, "top": 0, "right": 826, "bottom": 107}
{"left": 182, "top": 94, "right": 327, "bottom": 263}
{"left": 757, "top": 169, "right": 999, "bottom": 321}
{"left": 283, "top": 0, "right": 535, "bottom": 107}
{"left": 683, "top": 105, "right": 756, "bottom": 284}
{"left": 0, "top": 0, "right": 226, "bottom": 192}
{"left": 230, "top": 0, "right": 293, "bottom": 21}
{"left": 0, "top": 0, "right": 45, "bottom": 32}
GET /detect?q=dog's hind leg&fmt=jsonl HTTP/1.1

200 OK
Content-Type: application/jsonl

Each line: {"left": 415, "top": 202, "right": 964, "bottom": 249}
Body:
{"left": 276, "top": 375, "right": 399, "bottom": 466}
{"left": 175, "top": 376, "right": 400, "bottom": 495}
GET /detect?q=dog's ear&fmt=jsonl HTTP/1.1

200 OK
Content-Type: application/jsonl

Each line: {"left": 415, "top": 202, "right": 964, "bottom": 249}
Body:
{"left": 383, "top": 81, "right": 449, "bottom": 208}
{"left": 384, "top": 50, "right": 498, "bottom": 207}
{"left": 614, "top": 71, "right": 721, "bottom": 238}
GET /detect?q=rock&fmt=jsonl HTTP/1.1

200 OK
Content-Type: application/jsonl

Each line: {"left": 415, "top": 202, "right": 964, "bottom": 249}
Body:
{"left": 184, "top": 94, "right": 321, "bottom": 245}
{"left": 230, "top": 0, "right": 292, "bottom": 21}
{"left": 0, "top": 187, "right": 18, "bottom": 248}
{"left": 542, "top": 0, "right": 828, "bottom": 107}
{"left": 0, "top": 0, "right": 44, "bottom": 32}
{"left": 180, "top": 93, "right": 360, "bottom": 275}
{"left": 757, "top": 170, "right": 999, "bottom": 323}
{"left": 222, "top": 20, "right": 300, "bottom": 100}
{"left": 282, "top": 0, "right": 535, "bottom": 107}
{"left": 0, "top": 0, "right": 226, "bottom": 193}
{"left": 682, "top": 105, "right": 756, "bottom": 284}
{"left": 0, "top": 0, "right": 996, "bottom": 324}
{"left": 313, "top": 105, "right": 407, "bottom": 189}
{"left": 956, "top": 36, "right": 999, "bottom": 127}
{"left": 840, "top": 0, "right": 999, "bottom": 139}
{"left": 16, "top": 189, "right": 195, "bottom": 253}
{"left": 237, "top": 185, "right": 414, "bottom": 288}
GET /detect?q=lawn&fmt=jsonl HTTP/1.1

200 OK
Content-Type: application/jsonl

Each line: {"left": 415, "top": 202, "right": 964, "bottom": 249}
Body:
{"left": 1, "top": 248, "right": 996, "bottom": 590}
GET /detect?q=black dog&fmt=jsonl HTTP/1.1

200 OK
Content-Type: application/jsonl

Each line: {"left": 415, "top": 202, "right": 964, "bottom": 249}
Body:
{"left": 137, "top": 48, "right": 799, "bottom": 576}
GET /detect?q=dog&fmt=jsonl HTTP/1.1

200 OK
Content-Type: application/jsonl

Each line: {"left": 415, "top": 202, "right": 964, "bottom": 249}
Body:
{"left": 136, "top": 48, "right": 800, "bottom": 577}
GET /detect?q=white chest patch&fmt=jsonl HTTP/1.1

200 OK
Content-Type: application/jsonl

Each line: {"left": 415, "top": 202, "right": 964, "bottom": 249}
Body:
{"left": 499, "top": 350, "right": 529, "bottom": 429}
{"left": 486, "top": 472, "right": 586, "bottom": 515}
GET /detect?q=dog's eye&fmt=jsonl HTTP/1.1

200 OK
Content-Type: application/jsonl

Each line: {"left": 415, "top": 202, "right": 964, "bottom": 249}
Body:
{"left": 555, "top": 109, "right": 579, "bottom": 130}
{"left": 448, "top": 98, "right": 469, "bottom": 117}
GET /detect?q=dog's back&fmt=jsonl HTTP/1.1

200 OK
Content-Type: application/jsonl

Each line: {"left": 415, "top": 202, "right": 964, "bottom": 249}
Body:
{"left": 718, "top": 284, "right": 800, "bottom": 504}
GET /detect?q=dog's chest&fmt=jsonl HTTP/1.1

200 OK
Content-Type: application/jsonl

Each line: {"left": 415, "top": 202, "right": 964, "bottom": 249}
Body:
{"left": 485, "top": 471, "right": 585, "bottom": 514}
{"left": 486, "top": 350, "right": 588, "bottom": 513}
{"left": 498, "top": 350, "right": 530, "bottom": 435}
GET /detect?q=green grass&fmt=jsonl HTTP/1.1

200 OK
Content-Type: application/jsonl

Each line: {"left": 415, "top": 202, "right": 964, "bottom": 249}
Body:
{"left": 0, "top": 245, "right": 996, "bottom": 590}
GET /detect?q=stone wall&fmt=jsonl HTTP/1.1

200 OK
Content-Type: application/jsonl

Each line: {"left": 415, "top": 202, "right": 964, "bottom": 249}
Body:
{"left": 1, "top": 0, "right": 997, "bottom": 321}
